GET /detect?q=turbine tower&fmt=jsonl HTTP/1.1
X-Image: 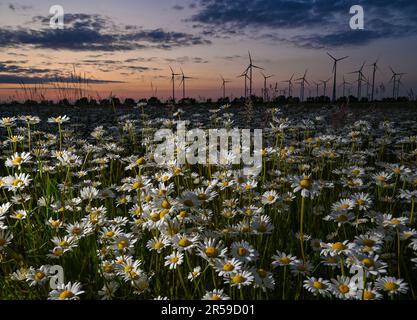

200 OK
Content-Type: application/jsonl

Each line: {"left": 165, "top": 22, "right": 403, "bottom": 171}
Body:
{"left": 247, "top": 51, "right": 264, "bottom": 97}
{"left": 327, "top": 53, "right": 348, "bottom": 102}
{"left": 282, "top": 74, "right": 295, "bottom": 97}
{"left": 179, "top": 67, "right": 194, "bottom": 100}
{"left": 349, "top": 62, "right": 366, "bottom": 100}
{"left": 320, "top": 77, "right": 331, "bottom": 97}
{"left": 169, "top": 66, "right": 181, "bottom": 103}
{"left": 220, "top": 76, "right": 232, "bottom": 100}
{"left": 238, "top": 68, "right": 249, "bottom": 98}
{"left": 296, "top": 69, "right": 309, "bottom": 102}
{"left": 261, "top": 72, "right": 274, "bottom": 101}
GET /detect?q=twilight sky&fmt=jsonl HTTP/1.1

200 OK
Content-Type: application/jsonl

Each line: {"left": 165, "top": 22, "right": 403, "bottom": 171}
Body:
{"left": 1, "top": 0, "right": 417, "bottom": 101}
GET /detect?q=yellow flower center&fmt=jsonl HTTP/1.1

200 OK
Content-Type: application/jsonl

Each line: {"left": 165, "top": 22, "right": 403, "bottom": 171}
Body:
{"left": 231, "top": 274, "right": 245, "bottom": 284}
{"left": 150, "top": 212, "right": 160, "bottom": 222}
{"left": 205, "top": 246, "right": 218, "bottom": 258}
{"left": 161, "top": 200, "right": 170, "bottom": 209}
{"left": 144, "top": 195, "right": 153, "bottom": 202}
{"left": 363, "top": 290, "right": 376, "bottom": 300}
{"left": 210, "top": 296, "right": 221, "bottom": 300}
{"left": 299, "top": 176, "right": 311, "bottom": 189}
{"left": 383, "top": 282, "right": 398, "bottom": 291}
{"left": 170, "top": 257, "right": 179, "bottom": 264}
{"left": 59, "top": 290, "right": 75, "bottom": 299}
{"left": 136, "top": 157, "right": 145, "bottom": 165}
{"left": 132, "top": 181, "right": 143, "bottom": 189}
{"left": 237, "top": 247, "right": 247, "bottom": 256}
{"left": 356, "top": 199, "right": 365, "bottom": 206}
{"left": 332, "top": 242, "right": 346, "bottom": 251}
{"left": 105, "top": 231, "right": 114, "bottom": 238}
{"left": 117, "top": 240, "right": 128, "bottom": 250}
{"left": 390, "top": 218, "right": 400, "bottom": 225}
{"left": 340, "top": 204, "right": 350, "bottom": 210}
{"left": 178, "top": 239, "right": 190, "bottom": 247}
{"left": 12, "top": 179, "right": 23, "bottom": 186}
{"left": 183, "top": 199, "right": 194, "bottom": 207}
{"left": 362, "top": 258, "right": 374, "bottom": 268}
{"left": 13, "top": 156, "right": 23, "bottom": 164}
{"left": 15, "top": 213, "right": 25, "bottom": 219}
{"left": 153, "top": 241, "right": 163, "bottom": 250}
{"left": 72, "top": 227, "right": 81, "bottom": 235}
{"left": 103, "top": 265, "right": 113, "bottom": 273}
{"left": 35, "top": 271, "right": 45, "bottom": 280}
{"left": 280, "top": 256, "right": 291, "bottom": 265}
{"left": 223, "top": 263, "right": 234, "bottom": 272}
{"left": 313, "top": 281, "right": 324, "bottom": 289}
{"left": 351, "top": 169, "right": 360, "bottom": 176}
{"left": 338, "top": 284, "right": 350, "bottom": 294}
{"left": 362, "top": 239, "right": 375, "bottom": 247}
{"left": 267, "top": 195, "right": 275, "bottom": 202}
{"left": 197, "top": 193, "right": 207, "bottom": 200}
{"left": 257, "top": 268, "right": 267, "bottom": 278}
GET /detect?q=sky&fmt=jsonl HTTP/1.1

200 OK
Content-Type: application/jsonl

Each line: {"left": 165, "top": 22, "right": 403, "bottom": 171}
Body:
{"left": 1, "top": 0, "right": 417, "bottom": 101}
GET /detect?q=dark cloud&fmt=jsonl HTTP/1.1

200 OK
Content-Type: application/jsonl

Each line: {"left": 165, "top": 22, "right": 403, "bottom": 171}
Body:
{"left": 0, "top": 13, "right": 210, "bottom": 51}
{"left": 172, "top": 5, "right": 185, "bottom": 10}
{"left": 164, "top": 56, "right": 208, "bottom": 64}
{"left": 8, "top": 3, "right": 32, "bottom": 11}
{"left": 189, "top": 0, "right": 417, "bottom": 48}
{"left": 0, "top": 74, "right": 123, "bottom": 84}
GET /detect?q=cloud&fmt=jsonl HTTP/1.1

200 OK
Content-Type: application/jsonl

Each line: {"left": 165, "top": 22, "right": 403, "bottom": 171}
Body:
{"left": 164, "top": 56, "right": 208, "bottom": 64}
{"left": 8, "top": 3, "right": 32, "bottom": 11}
{"left": 0, "top": 74, "right": 123, "bottom": 84}
{"left": 172, "top": 5, "right": 185, "bottom": 10}
{"left": 189, "top": 0, "right": 417, "bottom": 48}
{"left": 0, "top": 13, "right": 210, "bottom": 51}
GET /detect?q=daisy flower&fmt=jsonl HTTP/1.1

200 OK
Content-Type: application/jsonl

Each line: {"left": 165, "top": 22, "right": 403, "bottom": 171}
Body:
{"left": 271, "top": 251, "right": 298, "bottom": 267}
{"left": 48, "top": 281, "right": 84, "bottom": 300}
{"left": 188, "top": 266, "right": 202, "bottom": 281}
{"left": 5, "top": 152, "right": 32, "bottom": 169}
{"left": 198, "top": 237, "right": 228, "bottom": 260}
{"left": 202, "top": 289, "right": 231, "bottom": 300}
{"left": 146, "top": 235, "right": 170, "bottom": 253}
{"left": 164, "top": 251, "right": 184, "bottom": 270}
{"left": 303, "top": 277, "right": 332, "bottom": 297}
{"left": 230, "top": 240, "right": 259, "bottom": 263}
{"left": 261, "top": 190, "right": 279, "bottom": 205}
{"left": 330, "top": 276, "right": 358, "bottom": 300}
{"left": 225, "top": 270, "right": 254, "bottom": 289}
{"left": 0, "top": 230, "right": 13, "bottom": 250}
{"left": 47, "top": 115, "right": 70, "bottom": 124}
{"left": 375, "top": 276, "right": 409, "bottom": 296}
{"left": 214, "top": 258, "right": 243, "bottom": 277}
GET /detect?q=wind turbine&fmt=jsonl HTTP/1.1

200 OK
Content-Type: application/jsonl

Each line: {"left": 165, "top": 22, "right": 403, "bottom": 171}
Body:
{"left": 313, "top": 81, "right": 321, "bottom": 97}
{"left": 261, "top": 72, "right": 274, "bottom": 101}
{"left": 238, "top": 67, "right": 249, "bottom": 98}
{"left": 389, "top": 67, "right": 406, "bottom": 99}
{"left": 247, "top": 51, "right": 264, "bottom": 96}
{"left": 296, "top": 69, "right": 309, "bottom": 102}
{"left": 320, "top": 77, "right": 332, "bottom": 97}
{"left": 339, "top": 75, "right": 351, "bottom": 98}
{"left": 220, "top": 76, "right": 232, "bottom": 100}
{"left": 349, "top": 62, "right": 366, "bottom": 100}
{"left": 327, "top": 53, "right": 348, "bottom": 102}
{"left": 396, "top": 74, "right": 406, "bottom": 98}
{"left": 179, "top": 67, "right": 194, "bottom": 100}
{"left": 169, "top": 66, "right": 181, "bottom": 102}
{"left": 282, "top": 74, "right": 295, "bottom": 97}
{"left": 369, "top": 59, "right": 381, "bottom": 101}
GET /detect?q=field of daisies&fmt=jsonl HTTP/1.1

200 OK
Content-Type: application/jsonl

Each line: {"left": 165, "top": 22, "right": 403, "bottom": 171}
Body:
{"left": 0, "top": 103, "right": 417, "bottom": 300}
